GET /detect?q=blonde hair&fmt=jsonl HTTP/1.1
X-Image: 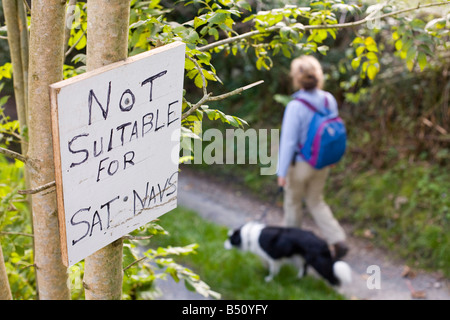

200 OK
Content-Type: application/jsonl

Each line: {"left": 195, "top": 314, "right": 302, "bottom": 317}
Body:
{"left": 290, "top": 55, "right": 324, "bottom": 90}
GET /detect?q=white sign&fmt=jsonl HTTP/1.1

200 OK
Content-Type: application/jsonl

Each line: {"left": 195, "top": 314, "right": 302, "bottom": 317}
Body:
{"left": 50, "top": 42, "right": 186, "bottom": 266}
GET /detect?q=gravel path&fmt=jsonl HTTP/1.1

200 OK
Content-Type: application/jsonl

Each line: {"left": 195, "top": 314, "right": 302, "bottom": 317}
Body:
{"left": 155, "top": 169, "right": 449, "bottom": 300}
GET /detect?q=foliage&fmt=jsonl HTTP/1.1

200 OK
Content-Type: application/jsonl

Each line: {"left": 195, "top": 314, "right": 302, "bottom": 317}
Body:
{"left": 328, "top": 160, "right": 450, "bottom": 276}
{"left": 0, "top": 92, "right": 34, "bottom": 299}
{"left": 121, "top": 223, "right": 220, "bottom": 300}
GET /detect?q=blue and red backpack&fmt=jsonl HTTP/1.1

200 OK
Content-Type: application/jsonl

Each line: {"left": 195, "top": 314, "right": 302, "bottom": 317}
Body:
{"left": 296, "top": 96, "right": 347, "bottom": 169}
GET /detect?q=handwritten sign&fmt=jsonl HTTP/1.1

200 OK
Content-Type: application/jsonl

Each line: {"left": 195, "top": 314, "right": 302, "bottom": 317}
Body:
{"left": 50, "top": 42, "right": 186, "bottom": 266}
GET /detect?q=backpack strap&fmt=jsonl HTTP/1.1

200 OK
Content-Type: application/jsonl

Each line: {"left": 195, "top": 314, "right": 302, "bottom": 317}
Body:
{"left": 295, "top": 95, "right": 330, "bottom": 154}
{"left": 295, "top": 95, "right": 329, "bottom": 115}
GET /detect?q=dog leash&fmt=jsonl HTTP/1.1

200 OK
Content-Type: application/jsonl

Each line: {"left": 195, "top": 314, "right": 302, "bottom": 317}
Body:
{"left": 257, "top": 186, "right": 284, "bottom": 222}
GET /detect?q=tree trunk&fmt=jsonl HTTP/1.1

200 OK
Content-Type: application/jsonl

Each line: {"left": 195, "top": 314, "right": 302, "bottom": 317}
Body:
{"left": 83, "top": 0, "right": 130, "bottom": 300}
{"left": 17, "top": 0, "right": 29, "bottom": 117}
{"left": 1, "top": 0, "right": 27, "bottom": 300}
{"left": 27, "top": 0, "right": 70, "bottom": 300}
{"left": 0, "top": 241, "right": 12, "bottom": 300}
{"left": 2, "top": 0, "right": 28, "bottom": 143}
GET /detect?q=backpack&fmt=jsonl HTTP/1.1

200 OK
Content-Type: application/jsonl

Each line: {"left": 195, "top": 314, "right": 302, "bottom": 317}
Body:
{"left": 296, "top": 95, "right": 347, "bottom": 169}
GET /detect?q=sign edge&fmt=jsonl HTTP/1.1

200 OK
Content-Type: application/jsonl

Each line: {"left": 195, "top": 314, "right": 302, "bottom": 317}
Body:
{"left": 49, "top": 85, "right": 69, "bottom": 267}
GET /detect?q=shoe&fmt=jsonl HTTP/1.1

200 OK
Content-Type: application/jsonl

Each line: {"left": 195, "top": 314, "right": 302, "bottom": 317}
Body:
{"left": 334, "top": 241, "right": 349, "bottom": 260}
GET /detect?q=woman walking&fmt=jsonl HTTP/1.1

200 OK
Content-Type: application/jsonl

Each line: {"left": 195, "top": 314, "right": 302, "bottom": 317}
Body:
{"left": 277, "top": 55, "right": 348, "bottom": 259}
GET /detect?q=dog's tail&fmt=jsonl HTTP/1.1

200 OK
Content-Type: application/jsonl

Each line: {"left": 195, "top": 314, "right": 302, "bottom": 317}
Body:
{"left": 333, "top": 261, "right": 352, "bottom": 285}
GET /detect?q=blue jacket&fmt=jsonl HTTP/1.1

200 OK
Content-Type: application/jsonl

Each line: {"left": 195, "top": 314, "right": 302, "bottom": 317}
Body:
{"left": 277, "top": 89, "right": 339, "bottom": 177}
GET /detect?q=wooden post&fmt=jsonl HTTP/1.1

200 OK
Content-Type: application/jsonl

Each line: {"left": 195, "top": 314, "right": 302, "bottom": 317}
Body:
{"left": 83, "top": 0, "right": 131, "bottom": 300}
{"left": 2, "top": 0, "right": 28, "bottom": 145}
{"left": 0, "top": 241, "right": 12, "bottom": 300}
{"left": 27, "top": 0, "right": 70, "bottom": 300}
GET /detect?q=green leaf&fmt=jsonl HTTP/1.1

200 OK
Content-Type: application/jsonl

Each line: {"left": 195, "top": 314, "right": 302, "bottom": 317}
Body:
{"left": 406, "top": 58, "right": 414, "bottom": 71}
{"left": 280, "top": 26, "right": 290, "bottom": 39}
{"left": 184, "top": 58, "right": 196, "bottom": 71}
{"left": 208, "top": 27, "right": 219, "bottom": 40}
{"left": 352, "top": 37, "right": 364, "bottom": 45}
{"left": 406, "top": 46, "right": 416, "bottom": 63}
{"left": 194, "top": 74, "right": 205, "bottom": 88}
{"left": 194, "top": 16, "right": 207, "bottom": 28}
{"left": 185, "top": 29, "right": 200, "bottom": 44}
{"left": 418, "top": 52, "right": 427, "bottom": 71}
{"left": 318, "top": 29, "right": 327, "bottom": 41}
{"left": 74, "top": 29, "right": 87, "bottom": 50}
{"left": 202, "top": 69, "right": 217, "bottom": 81}
{"left": 209, "top": 12, "right": 228, "bottom": 25}
{"left": 351, "top": 57, "right": 361, "bottom": 70}
{"left": 0, "top": 62, "right": 12, "bottom": 79}
{"left": 392, "top": 31, "right": 400, "bottom": 41}
{"left": 281, "top": 45, "right": 291, "bottom": 58}
{"left": 362, "top": 61, "right": 369, "bottom": 73}
{"left": 356, "top": 46, "right": 365, "bottom": 57}
{"left": 0, "top": 95, "right": 9, "bottom": 107}
{"left": 366, "top": 44, "right": 378, "bottom": 52}
{"left": 237, "top": 1, "right": 252, "bottom": 12}
{"left": 425, "top": 17, "right": 447, "bottom": 31}
{"left": 401, "top": 39, "right": 413, "bottom": 54}
{"left": 364, "top": 36, "right": 376, "bottom": 46}
{"left": 317, "top": 45, "right": 329, "bottom": 55}
{"left": 367, "top": 64, "right": 378, "bottom": 80}
{"left": 366, "top": 52, "right": 378, "bottom": 62}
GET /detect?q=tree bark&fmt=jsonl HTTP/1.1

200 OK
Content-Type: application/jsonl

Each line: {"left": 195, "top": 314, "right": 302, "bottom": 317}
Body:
{"left": 83, "top": 0, "right": 130, "bottom": 300}
{"left": 2, "top": 0, "right": 28, "bottom": 143}
{"left": 27, "top": 0, "right": 70, "bottom": 300}
{"left": 0, "top": 241, "right": 12, "bottom": 300}
{"left": 17, "top": 0, "right": 29, "bottom": 117}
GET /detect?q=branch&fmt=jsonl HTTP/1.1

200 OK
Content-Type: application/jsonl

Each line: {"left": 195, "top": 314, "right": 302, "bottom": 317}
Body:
{"left": 123, "top": 256, "right": 147, "bottom": 272}
{"left": 22, "top": 0, "right": 31, "bottom": 14}
{"left": 182, "top": 92, "right": 212, "bottom": 120}
{"left": 186, "top": 54, "right": 207, "bottom": 96}
{"left": 0, "top": 146, "right": 27, "bottom": 163}
{"left": 198, "top": 1, "right": 450, "bottom": 52}
{"left": 304, "top": 1, "right": 450, "bottom": 30}
{"left": 65, "top": 25, "right": 87, "bottom": 58}
{"left": 181, "top": 80, "right": 264, "bottom": 120}
{"left": 209, "top": 80, "right": 264, "bottom": 102}
{"left": 64, "top": 0, "right": 78, "bottom": 54}
{"left": 18, "top": 180, "right": 56, "bottom": 195}
{"left": 199, "top": 27, "right": 276, "bottom": 52}
{"left": 123, "top": 235, "right": 154, "bottom": 241}
{"left": 0, "top": 231, "right": 34, "bottom": 238}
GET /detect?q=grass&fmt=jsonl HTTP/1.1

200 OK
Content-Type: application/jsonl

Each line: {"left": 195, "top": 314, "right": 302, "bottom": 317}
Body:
{"left": 327, "top": 160, "right": 450, "bottom": 276}
{"left": 152, "top": 207, "right": 345, "bottom": 300}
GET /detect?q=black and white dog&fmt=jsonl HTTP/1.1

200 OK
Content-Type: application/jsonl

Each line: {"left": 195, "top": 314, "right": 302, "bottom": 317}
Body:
{"left": 224, "top": 222, "right": 352, "bottom": 286}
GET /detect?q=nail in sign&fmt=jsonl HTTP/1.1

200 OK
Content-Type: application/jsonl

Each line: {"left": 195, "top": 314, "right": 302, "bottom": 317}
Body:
{"left": 50, "top": 42, "right": 186, "bottom": 266}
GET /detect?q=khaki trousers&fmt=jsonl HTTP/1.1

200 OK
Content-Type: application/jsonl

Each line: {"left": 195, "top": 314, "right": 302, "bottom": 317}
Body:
{"left": 283, "top": 161, "right": 346, "bottom": 245}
